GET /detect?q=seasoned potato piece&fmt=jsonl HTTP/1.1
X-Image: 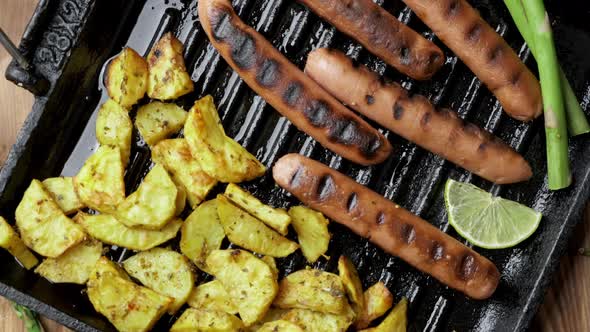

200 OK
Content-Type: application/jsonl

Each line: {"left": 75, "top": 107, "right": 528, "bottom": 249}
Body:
{"left": 356, "top": 282, "right": 394, "bottom": 329}
{"left": 261, "top": 255, "right": 279, "bottom": 279}
{"left": 88, "top": 257, "right": 172, "bottom": 332}
{"left": 184, "top": 95, "right": 265, "bottom": 183}
{"left": 105, "top": 47, "right": 148, "bottom": 108}
{"left": 180, "top": 199, "right": 225, "bottom": 273}
{"left": 74, "top": 145, "right": 125, "bottom": 213}
{"left": 136, "top": 102, "right": 187, "bottom": 146}
{"left": 217, "top": 195, "right": 298, "bottom": 257}
{"left": 75, "top": 213, "right": 181, "bottom": 251}
{"left": 42, "top": 177, "right": 84, "bottom": 215}
{"left": 116, "top": 164, "right": 179, "bottom": 230}
{"left": 258, "top": 320, "right": 303, "bottom": 332}
{"left": 35, "top": 239, "right": 101, "bottom": 284}
{"left": 288, "top": 206, "right": 330, "bottom": 263}
{"left": 0, "top": 216, "right": 38, "bottom": 269}
{"left": 360, "top": 298, "right": 407, "bottom": 332}
{"left": 281, "top": 307, "right": 355, "bottom": 332}
{"left": 169, "top": 308, "right": 244, "bottom": 332}
{"left": 152, "top": 139, "right": 217, "bottom": 208}
{"left": 123, "top": 248, "right": 194, "bottom": 314}
{"left": 15, "top": 180, "right": 85, "bottom": 258}
{"left": 274, "top": 269, "right": 347, "bottom": 314}
{"left": 93, "top": 256, "right": 130, "bottom": 280}
{"left": 186, "top": 280, "right": 238, "bottom": 314}
{"left": 338, "top": 256, "right": 365, "bottom": 319}
{"left": 96, "top": 99, "right": 133, "bottom": 165}
{"left": 224, "top": 183, "right": 290, "bottom": 235}
{"left": 206, "top": 249, "right": 278, "bottom": 326}
{"left": 147, "top": 33, "right": 194, "bottom": 100}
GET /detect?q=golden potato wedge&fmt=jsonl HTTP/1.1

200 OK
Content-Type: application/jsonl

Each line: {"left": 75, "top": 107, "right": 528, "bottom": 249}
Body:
{"left": 169, "top": 308, "right": 244, "bottom": 332}
{"left": 15, "top": 180, "right": 85, "bottom": 258}
{"left": 184, "top": 95, "right": 265, "bottom": 183}
{"left": 75, "top": 213, "right": 181, "bottom": 251}
{"left": 355, "top": 282, "right": 394, "bottom": 329}
{"left": 180, "top": 199, "right": 225, "bottom": 273}
{"left": 93, "top": 256, "right": 130, "bottom": 280}
{"left": 147, "top": 33, "right": 194, "bottom": 100}
{"left": 338, "top": 256, "right": 365, "bottom": 319}
{"left": 281, "top": 307, "right": 355, "bottom": 332}
{"left": 261, "top": 255, "right": 279, "bottom": 279}
{"left": 186, "top": 280, "right": 238, "bottom": 314}
{"left": 258, "top": 320, "right": 303, "bottom": 332}
{"left": 123, "top": 248, "right": 194, "bottom": 314}
{"left": 288, "top": 206, "right": 330, "bottom": 264}
{"left": 88, "top": 257, "right": 172, "bottom": 332}
{"left": 42, "top": 177, "right": 85, "bottom": 215}
{"left": 206, "top": 249, "right": 278, "bottom": 326}
{"left": 136, "top": 102, "right": 187, "bottom": 146}
{"left": 35, "top": 239, "right": 102, "bottom": 284}
{"left": 74, "top": 145, "right": 125, "bottom": 213}
{"left": 95, "top": 99, "right": 133, "bottom": 165}
{"left": 0, "top": 216, "right": 38, "bottom": 269}
{"left": 152, "top": 139, "right": 217, "bottom": 208}
{"left": 224, "top": 183, "right": 290, "bottom": 235}
{"left": 360, "top": 298, "right": 407, "bottom": 332}
{"left": 116, "top": 164, "right": 179, "bottom": 230}
{"left": 274, "top": 269, "right": 348, "bottom": 315}
{"left": 217, "top": 195, "right": 298, "bottom": 257}
{"left": 105, "top": 47, "right": 148, "bottom": 108}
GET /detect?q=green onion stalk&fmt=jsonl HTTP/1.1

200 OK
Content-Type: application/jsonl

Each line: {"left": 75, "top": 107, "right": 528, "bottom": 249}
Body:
{"left": 11, "top": 302, "right": 44, "bottom": 332}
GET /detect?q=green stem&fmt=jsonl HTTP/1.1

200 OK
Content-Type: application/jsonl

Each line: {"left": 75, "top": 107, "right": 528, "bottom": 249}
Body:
{"left": 504, "top": 0, "right": 590, "bottom": 136}
{"left": 520, "top": 0, "right": 571, "bottom": 189}
{"left": 11, "top": 302, "right": 44, "bottom": 332}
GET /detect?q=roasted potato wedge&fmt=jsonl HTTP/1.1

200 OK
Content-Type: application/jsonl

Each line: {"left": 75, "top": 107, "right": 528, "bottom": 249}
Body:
{"left": 0, "top": 216, "right": 38, "bottom": 269}
{"left": 152, "top": 139, "right": 217, "bottom": 208}
{"left": 136, "top": 102, "right": 187, "bottom": 146}
{"left": 288, "top": 206, "right": 330, "bottom": 263}
{"left": 147, "top": 33, "right": 194, "bottom": 100}
{"left": 258, "top": 320, "right": 303, "bottom": 332}
{"left": 217, "top": 195, "right": 298, "bottom": 257}
{"left": 261, "top": 255, "right": 279, "bottom": 279}
{"left": 74, "top": 145, "right": 125, "bottom": 213}
{"left": 105, "top": 47, "right": 148, "bottom": 108}
{"left": 338, "top": 256, "right": 365, "bottom": 319}
{"left": 15, "top": 180, "right": 85, "bottom": 258}
{"left": 224, "top": 183, "right": 290, "bottom": 235}
{"left": 35, "top": 239, "right": 102, "bottom": 284}
{"left": 93, "top": 256, "right": 130, "bottom": 280}
{"left": 184, "top": 95, "right": 265, "bottom": 183}
{"left": 116, "top": 164, "right": 179, "bottom": 230}
{"left": 96, "top": 99, "right": 133, "bottom": 165}
{"left": 206, "top": 249, "right": 278, "bottom": 326}
{"left": 281, "top": 307, "right": 355, "bottom": 332}
{"left": 180, "top": 199, "right": 225, "bottom": 273}
{"left": 169, "top": 308, "right": 244, "bottom": 332}
{"left": 274, "top": 269, "right": 348, "bottom": 315}
{"left": 186, "top": 280, "right": 238, "bottom": 314}
{"left": 123, "top": 248, "right": 194, "bottom": 314}
{"left": 75, "top": 213, "right": 181, "bottom": 251}
{"left": 246, "top": 308, "right": 290, "bottom": 331}
{"left": 42, "top": 177, "right": 85, "bottom": 215}
{"left": 88, "top": 257, "right": 172, "bottom": 332}
{"left": 356, "top": 282, "right": 394, "bottom": 329}
{"left": 360, "top": 298, "right": 407, "bottom": 332}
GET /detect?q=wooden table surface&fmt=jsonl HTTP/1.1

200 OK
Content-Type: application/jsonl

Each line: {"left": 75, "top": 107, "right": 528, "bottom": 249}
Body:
{"left": 1, "top": 1, "right": 589, "bottom": 332}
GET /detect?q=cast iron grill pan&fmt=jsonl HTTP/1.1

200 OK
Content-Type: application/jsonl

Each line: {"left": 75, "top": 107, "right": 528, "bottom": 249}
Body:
{"left": 2, "top": 0, "right": 590, "bottom": 331}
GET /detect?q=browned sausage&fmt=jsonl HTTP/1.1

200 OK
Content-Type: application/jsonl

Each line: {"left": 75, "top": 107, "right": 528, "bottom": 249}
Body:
{"left": 198, "top": 0, "right": 392, "bottom": 165}
{"left": 305, "top": 48, "right": 532, "bottom": 184}
{"left": 273, "top": 154, "right": 500, "bottom": 299}
{"left": 298, "top": 0, "right": 445, "bottom": 80}
{"left": 401, "top": 0, "right": 542, "bottom": 121}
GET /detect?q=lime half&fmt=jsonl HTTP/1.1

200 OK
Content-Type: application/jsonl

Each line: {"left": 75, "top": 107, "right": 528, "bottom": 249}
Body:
{"left": 444, "top": 179, "right": 542, "bottom": 249}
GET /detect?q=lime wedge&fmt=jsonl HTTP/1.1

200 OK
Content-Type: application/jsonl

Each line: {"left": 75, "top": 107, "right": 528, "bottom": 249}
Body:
{"left": 444, "top": 179, "right": 542, "bottom": 249}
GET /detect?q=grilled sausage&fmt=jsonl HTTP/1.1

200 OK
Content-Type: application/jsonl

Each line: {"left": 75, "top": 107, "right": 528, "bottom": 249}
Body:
{"left": 305, "top": 48, "right": 532, "bottom": 184}
{"left": 299, "top": 0, "right": 444, "bottom": 80}
{"left": 273, "top": 154, "right": 500, "bottom": 299}
{"left": 401, "top": 0, "right": 542, "bottom": 121}
{"left": 198, "top": 0, "right": 392, "bottom": 165}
